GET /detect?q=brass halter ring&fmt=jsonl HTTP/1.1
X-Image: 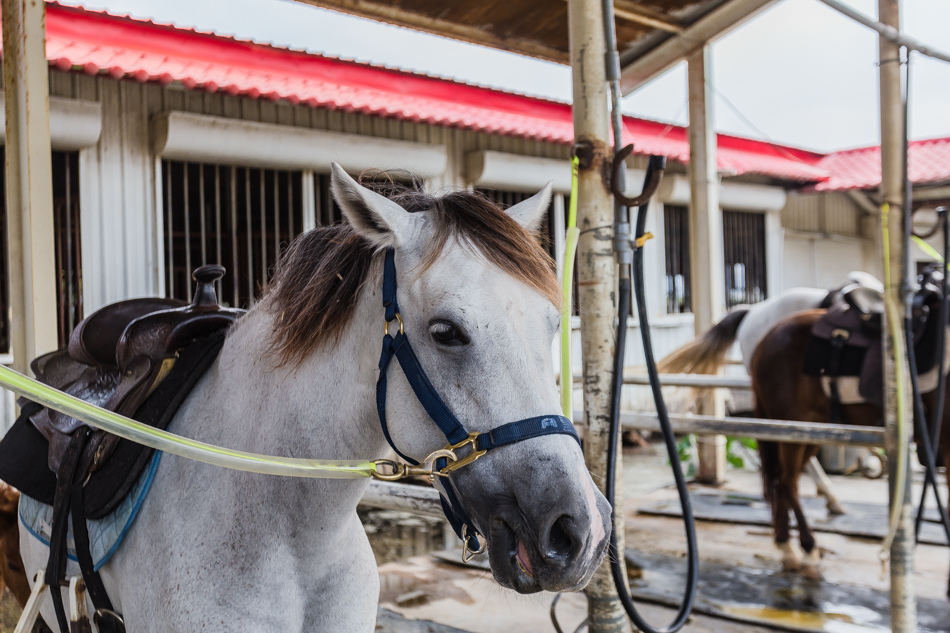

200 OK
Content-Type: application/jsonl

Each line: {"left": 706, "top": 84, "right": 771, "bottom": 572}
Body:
{"left": 383, "top": 312, "right": 404, "bottom": 338}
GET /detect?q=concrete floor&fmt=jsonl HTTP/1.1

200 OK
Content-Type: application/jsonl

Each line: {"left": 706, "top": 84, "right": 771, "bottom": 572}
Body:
{"left": 378, "top": 444, "right": 950, "bottom": 632}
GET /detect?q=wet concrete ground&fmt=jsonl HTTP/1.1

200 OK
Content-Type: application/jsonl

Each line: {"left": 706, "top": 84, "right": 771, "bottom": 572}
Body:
{"left": 378, "top": 444, "right": 950, "bottom": 632}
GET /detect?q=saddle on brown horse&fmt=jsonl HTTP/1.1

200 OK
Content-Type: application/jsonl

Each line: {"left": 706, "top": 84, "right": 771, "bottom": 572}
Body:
{"left": 804, "top": 274, "right": 944, "bottom": 414}
{"left": 0, "top": 265, "right": 244, "bottom": 633}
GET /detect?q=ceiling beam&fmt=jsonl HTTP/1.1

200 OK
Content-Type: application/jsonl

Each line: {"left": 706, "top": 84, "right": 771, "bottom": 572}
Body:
{"left": 619, "top": 0, "right": 777, "bottom": 94}
{"left": 613, "top": 0, "right": 683, "bottom": 33}
{"left": 295, "top": 0, "right": 569, "bottom": 63}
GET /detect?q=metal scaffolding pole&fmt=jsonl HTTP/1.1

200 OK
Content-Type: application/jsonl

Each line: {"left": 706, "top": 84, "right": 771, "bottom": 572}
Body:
{"left": 567, "top": 0, "right": 629, "bottom": 630}
{"left": 877, "top": 1, "right": 916, "bottom": 630}
{"left": 2, "top": 0, "right": 57, "bottom": 373}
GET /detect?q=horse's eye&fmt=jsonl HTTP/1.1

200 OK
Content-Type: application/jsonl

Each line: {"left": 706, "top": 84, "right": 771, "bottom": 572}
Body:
{"left": 429, "top": 320, "right": 469, "bottom": 346}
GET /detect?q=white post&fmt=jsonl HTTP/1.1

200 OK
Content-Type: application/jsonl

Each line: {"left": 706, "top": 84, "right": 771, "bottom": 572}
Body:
{"left": 687, "top": 45, "right": 727, "bottom": 484}
{"left": 2, "top": 0, "right": 57, "bottom": 373}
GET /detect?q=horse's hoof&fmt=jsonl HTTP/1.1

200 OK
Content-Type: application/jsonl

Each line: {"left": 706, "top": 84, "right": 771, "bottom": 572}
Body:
{"left": 801, "top": 548, "right": 822, "bottom": 580}
{"left": 778, "top": 542, "right": 801, "bottom": 571}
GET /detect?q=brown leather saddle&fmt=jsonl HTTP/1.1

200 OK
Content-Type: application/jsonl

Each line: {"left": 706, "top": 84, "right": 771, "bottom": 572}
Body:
{"left": 28, "top": 265, "right": 244, "bottom": 479}
{"left": 0, "top": 265, "right": 244, "bottom": 633}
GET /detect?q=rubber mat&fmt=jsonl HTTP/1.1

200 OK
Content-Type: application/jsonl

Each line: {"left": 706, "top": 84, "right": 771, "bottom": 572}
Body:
{"left": 639, "top": 490, "right": 949, "bottom": 547}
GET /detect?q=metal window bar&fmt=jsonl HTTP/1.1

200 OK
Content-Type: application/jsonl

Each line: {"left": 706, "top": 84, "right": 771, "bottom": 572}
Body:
{"left": 161, "top": 160, "right": 304, "bottom": 310}
{"left": 0, "top": 149, "right": 83, "bottom": 351}
{"left": 51, "top": 151, "right": 83, "bottom": 348}
{"left": 663, "top": 204, "right": 691, "bottom": 314}
{"left": 314, "top": 173, "right": 343, "bottom": 226}
{"left": 723, "top": 210, "right": 767, "bottom": 309}
{"left": 474, "top": 187, "right": 571, "bottom": 313}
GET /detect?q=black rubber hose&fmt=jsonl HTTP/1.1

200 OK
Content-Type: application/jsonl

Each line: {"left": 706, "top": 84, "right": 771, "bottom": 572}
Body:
{"left": 905, "top": 316, "right": 950, "bottom": 546}
{"left": 606, "top": 155, "right": 699, "bottom": 633}
{"left": 915, "top": 207, "right": 949, "bottom": 539}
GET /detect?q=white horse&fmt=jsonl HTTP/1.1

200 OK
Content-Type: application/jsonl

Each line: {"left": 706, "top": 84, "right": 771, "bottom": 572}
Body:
{"left": 661, "top": 272, "right": 883, "bottom": 376}
{"left": 21, "top": 164, "right": 610, "bottom": 632}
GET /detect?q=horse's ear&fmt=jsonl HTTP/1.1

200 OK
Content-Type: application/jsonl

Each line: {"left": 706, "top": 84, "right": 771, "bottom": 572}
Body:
{"left": 505, "top": 182, "right": 553, "bottom": 232}
{"left": 330, "top": 163, "right": 420, "bottom": 247}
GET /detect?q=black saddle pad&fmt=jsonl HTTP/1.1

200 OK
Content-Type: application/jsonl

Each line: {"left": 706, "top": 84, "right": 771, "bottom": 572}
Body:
{"left": 802, "top": 337, "right": 868, "bottom": 378}
{"left": 0, "top": 332, "right": 225, "bottom": 519}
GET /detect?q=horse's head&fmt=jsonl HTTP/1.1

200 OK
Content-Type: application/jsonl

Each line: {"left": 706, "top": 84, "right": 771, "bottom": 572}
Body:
{"left": 331, "top": 164, "right": 610, "bottom": 593}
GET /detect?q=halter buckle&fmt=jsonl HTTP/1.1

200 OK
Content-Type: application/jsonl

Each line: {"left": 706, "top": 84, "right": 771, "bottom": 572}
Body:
{"left": 383, "top": 312, "right": 404, "bottom": 338}
{"left": 438, "top": 432, "right": 487, "bottom": 475}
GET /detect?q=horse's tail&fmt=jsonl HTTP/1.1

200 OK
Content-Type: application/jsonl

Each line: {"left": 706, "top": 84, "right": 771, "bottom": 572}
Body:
{"left": 758, "top": 440, "right": 781, "bottom": 508}
{"left": 658, "top": 308, "right": 750, "bottom": 374}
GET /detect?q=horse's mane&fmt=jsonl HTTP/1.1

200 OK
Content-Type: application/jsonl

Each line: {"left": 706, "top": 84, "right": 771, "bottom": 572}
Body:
{"left": 263, "top": 176, "right": 560, "bottom": 367}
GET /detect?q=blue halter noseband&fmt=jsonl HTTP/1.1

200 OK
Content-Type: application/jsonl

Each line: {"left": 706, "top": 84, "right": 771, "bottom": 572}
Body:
{"left": 375, "top": 247, "right": 580, "bottom": 557}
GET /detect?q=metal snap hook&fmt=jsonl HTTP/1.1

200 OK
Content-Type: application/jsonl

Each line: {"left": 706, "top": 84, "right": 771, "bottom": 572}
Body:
{"left": 461, "top": 525, "right": 487, "bottom": 562}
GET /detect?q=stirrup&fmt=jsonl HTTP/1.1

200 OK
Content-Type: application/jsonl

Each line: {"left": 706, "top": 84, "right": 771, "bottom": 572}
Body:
{"left": 14, "top": 569, "right": 48, "bottom": 633}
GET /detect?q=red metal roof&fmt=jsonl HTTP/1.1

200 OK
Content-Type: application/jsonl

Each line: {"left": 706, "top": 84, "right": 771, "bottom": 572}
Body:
{"left": 32, "top": 4, "right": 950, "bottom": 188}
{"left": 814, "top": 137, "right": 950, "bottom": 191}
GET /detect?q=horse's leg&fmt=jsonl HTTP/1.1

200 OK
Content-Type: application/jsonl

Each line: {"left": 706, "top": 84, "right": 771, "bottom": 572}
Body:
{"left": 788, "top": 444, "right": 821, "bottom": 579}
{"left": 759, "top": 440, "right": 800, "bottom": 570}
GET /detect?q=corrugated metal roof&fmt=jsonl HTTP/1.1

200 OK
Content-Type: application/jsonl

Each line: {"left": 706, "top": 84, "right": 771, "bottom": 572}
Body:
{"left": 35, "top": 3, "right": 950, "bottom": 188}
{"left": 40, "top": 3, "right": 833, "bottom": 182}
{"left": 814, "top": 137, "right": 950, "bottom": 191}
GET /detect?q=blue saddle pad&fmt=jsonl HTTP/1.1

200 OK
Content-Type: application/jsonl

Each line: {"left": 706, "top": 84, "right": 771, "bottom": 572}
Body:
{"left": 19, "top": 451, "right": 161, "bottom": 571}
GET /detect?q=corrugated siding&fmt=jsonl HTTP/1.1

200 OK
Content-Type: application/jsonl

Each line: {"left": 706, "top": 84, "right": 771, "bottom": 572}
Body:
{"left": 781, "top": 191, "right": 863, "bottom": 238}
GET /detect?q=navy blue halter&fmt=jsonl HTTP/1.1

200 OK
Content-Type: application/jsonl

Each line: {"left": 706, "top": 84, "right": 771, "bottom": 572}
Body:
{"left": 375, "top": 247, "right": 580, "bottom": 554}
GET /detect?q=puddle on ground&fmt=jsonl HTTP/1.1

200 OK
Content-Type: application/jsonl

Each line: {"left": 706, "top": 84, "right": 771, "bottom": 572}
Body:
{"left": 627, "top": 550, "right": 950, "bottom": 633}
{"left": 720, "top": 605, "right": 881, "bottom": 632}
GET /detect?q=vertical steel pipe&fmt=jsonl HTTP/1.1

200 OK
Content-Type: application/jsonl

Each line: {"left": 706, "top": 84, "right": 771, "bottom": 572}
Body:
{"left": 878, "top": 1, "right": 916, "bottom": 631}
{"left": 567, "top": 0, "right": 629, "bottom": 631}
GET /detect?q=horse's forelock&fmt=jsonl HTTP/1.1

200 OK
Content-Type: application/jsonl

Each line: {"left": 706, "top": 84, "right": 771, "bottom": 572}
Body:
{"left": 265, "top": 184, "right": 560, "bottom": 367}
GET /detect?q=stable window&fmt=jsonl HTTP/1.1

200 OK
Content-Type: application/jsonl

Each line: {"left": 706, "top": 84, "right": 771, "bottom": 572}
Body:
{"left": 474, "top": 188, "right": 575, "bottom": 314}
{"left": 0, "top": 149, "right": 82, "bottom": 352}
{"left": 663, "top": 204, "right": 691, "bottom": 314}
{"left": 722, "top": 210, "right": 767, "bottom": 308}
{"left": 161, "top": 161, "right": 305, "bottom": 309}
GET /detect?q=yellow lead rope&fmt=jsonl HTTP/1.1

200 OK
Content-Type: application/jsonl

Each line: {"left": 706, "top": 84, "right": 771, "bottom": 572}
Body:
{"left": 560, "top": 156, "right": 580, "bottom": 420}
{"left": 879, "top": 202, "right": 910, "bottom": 566}
{"left": 0, "top": 365, "right": 378, "bottom": 479}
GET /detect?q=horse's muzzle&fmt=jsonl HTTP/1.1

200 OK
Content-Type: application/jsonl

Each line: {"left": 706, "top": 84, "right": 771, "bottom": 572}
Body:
{"left": 486, "top": 496, "right": 611, "bottom": 593}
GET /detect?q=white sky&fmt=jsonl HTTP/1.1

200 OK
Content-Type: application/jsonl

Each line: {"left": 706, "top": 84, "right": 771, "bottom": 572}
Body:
{"left": 59, "top": 0, "right": 950, "bottom": 153}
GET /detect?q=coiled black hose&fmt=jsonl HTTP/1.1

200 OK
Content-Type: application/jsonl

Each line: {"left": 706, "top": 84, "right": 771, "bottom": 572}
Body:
{"left": 606, "top": 155, "right": 699, "bottom": 633}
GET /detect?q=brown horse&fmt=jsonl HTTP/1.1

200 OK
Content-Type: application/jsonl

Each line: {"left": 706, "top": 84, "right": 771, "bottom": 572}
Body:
{"left": 661, "top": 303, "right": 950, "bottom": 592}
{"left": 0, "top": 482, "right": 52, "bottom": 633}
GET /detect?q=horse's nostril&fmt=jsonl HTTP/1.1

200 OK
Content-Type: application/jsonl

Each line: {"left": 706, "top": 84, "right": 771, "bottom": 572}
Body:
{"left": 545, "top": 515, "right": 577, "bottom": 561}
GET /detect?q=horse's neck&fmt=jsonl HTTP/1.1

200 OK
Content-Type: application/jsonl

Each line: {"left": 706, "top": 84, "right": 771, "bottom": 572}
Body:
{"left": 194, "top": 285, "right": 387, "bottom": 464}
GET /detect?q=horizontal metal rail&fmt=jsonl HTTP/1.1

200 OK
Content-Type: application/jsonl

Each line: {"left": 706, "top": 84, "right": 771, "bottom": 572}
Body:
{"left": 574, "top": 372, "right": 752, "bottom": 389}
{"left": 621, "top": 412, "right": 884, "bottom": 447}
{"left": 361, "top": 480, "right": 443, "bottom": 518}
